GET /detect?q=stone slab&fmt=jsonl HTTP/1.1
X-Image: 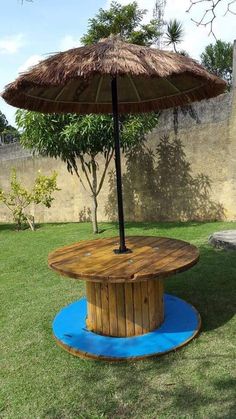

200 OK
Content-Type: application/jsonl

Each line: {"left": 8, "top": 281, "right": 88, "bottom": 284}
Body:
{"left": 209, "top": 230, "right": 236, "bottom": 250}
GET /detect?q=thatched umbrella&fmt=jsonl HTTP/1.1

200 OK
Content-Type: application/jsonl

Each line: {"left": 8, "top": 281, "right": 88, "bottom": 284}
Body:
{"left": 2, "top": 35, "right": 226, "bottom": 253}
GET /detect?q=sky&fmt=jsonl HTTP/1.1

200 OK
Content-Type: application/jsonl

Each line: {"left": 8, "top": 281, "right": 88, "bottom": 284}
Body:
{"left": 0, "top": 0, "right": 235, "bottom": 126}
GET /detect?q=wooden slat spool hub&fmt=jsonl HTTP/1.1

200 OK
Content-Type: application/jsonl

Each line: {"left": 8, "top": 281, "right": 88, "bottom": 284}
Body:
{"left": 86, "top": 279, "right": 164, "bottom": 337}
{"left": 49, "top": 236, "right": 199, "bottom": 338}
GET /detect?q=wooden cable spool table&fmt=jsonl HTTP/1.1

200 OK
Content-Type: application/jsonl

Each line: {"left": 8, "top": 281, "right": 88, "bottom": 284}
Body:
{"left": 49, "top": 236, "right": 201, "bottom": 361}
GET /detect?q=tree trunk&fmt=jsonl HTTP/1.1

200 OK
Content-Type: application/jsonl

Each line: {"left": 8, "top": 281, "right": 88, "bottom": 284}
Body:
{"left": 26, "top": 215, "right": 35, "bottom": 231}
{"left": 78, "top": 151, "right": 114, "bottom": 234}
{"left": 91, "top": 193, "right": 99, "bottom": 234}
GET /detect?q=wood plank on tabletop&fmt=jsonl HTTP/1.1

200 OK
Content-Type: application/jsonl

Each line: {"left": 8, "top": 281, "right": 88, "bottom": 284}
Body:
{"left": 49, "top": 237, "right": 120, "bottom": 268}
{"left": 135, "top": 244, "right": 199, "bottom": 280}
{"left": 82, "top": 236, "right": 162, "bottom": 280}
{"left": 48, "top": 237, "right": 117, "bottom": 264}
{"left": 103, "top": 238, "right": 186, "bottom": 282}
{"left": 99, "top": 237, "right": 171, "bottom": 281}
{"left": 161, "top": 247, "right": 200, "bottom": 275}
{"left": 51, "top": 236, "right": 143, "bottom": 280}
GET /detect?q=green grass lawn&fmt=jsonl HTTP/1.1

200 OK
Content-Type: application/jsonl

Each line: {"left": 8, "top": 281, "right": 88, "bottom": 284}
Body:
{"left": 1, "top": 221, "right": 236, "bottom": 419}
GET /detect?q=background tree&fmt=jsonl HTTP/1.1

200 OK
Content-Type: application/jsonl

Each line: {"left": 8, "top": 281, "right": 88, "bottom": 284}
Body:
{"left": 17, "top": 1, "right": 160, "bottom": 234}
{"left": 0, "top": 110, "right": 20, "bottom": 145}
{"left": 0, "top": 111, "right": 8, "bottom": 133}
{"left": 165, "top": 19, "right": 184, "bottom": 53}
{"left": 81, "top": 1, "right": 160, "bottom": 46}
{"left": 201, "top": 40, "right": 233, "bottom": 89}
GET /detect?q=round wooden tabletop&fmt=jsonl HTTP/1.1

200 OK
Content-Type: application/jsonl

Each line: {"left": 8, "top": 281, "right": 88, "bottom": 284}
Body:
{"left": 48, "top": 236, "right": 199, "bottom": 283}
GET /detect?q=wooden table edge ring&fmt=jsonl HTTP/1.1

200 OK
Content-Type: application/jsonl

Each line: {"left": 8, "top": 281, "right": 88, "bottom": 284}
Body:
{"left": 49, "top": 236, "right": 201, "bottom": 361}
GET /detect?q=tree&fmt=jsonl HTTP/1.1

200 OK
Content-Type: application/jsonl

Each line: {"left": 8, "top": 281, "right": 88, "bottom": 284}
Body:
{"left": 165, "top": 19, "right": 184, "bottom": 53}
{"left": 0, "top": 169, "right": 59, "bottom": 230}
{"left": 17, "top": 1, "right": 160, "bottom": 234}
{"left": 16, "top": 111, "right": 159, "bottom": 233}
{"left": 0, "top": 110, "right": 8, "bottom": 133}
{"left": 81, "top": 1, "right": 160, "bottom": 46}
{"left": 201, "top": 40, "right": 233, "bottom": 88}
{"left": 0, "top": 110, "right": 20, "bottom": 144}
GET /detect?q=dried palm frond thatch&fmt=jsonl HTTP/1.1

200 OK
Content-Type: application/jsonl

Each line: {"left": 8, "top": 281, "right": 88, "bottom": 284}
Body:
{"left": 2, "top": 35, "right": 226, "bottom": 114}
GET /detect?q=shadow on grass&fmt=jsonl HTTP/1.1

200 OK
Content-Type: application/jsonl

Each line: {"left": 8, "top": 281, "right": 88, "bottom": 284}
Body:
{"left": 42, "top": 346, "right": 236, "bottom": 418}
{"left": 0, "top": 220, "right": 223, "bottom": 236}
{"left": 0, "top": 222, "right": 115, "bottom": 234}
{"left": 0, "top": 223, "right": 44, "bottom": 232}
{"left": 0, "top": 223, "right": 16, "bottom": 232}
{"left": 112, "top": 220, "right": 213, "bottom": 231}
{"left": 165, "top": 244, "right": 236, "bottom": 333}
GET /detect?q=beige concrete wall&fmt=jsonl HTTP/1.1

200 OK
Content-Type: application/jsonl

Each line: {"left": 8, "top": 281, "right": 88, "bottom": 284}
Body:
{"left": 144, "top": 92, "right": 234, "bottom": 220}
{"left": 1, "top": 42, "right": 236, "bottom": 223}
{"left": 0, "top": 145, "right": 116, "bottom": 223}
{"left": 228, "top": 41, "right": 236, "bottom": 219}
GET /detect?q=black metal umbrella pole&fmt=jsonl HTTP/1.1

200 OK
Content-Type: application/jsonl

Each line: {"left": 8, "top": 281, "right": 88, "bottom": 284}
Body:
{"left": 111, "top": 76, "right": 131, "bottom": 254}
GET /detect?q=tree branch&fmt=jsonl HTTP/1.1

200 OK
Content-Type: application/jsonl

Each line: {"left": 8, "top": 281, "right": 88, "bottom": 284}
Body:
{"left": 224, "top": 0, "right": 236, "bottom": 15}
{"left": 187, "top": 0, "right": 236, "bottom": 38}
{"left": 91, "top": 155, "right": 98, "bottom": 196}
{"left": 71, "top": 161, "right": 87, "bottom": 191}
{"left": 96, "top": 149, "right": 114, "bottom": 196}
{"left": 79, "top": 155, "right": 94, "bottom": 194}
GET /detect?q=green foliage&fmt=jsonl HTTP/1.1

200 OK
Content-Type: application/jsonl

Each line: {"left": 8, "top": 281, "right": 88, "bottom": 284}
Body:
{"left": 0, "top": 110, "right": 8, "bottom": 133}
{"left": 200, "top": 40, "right": 233, "bottom": 89}
{"left": 16, "top": 111, "right": 158, "bottom": 170}
{"left": 16, "top": 112, "right": 109, "bottom": 172}
{"left": 16, "top": 110, "right": 158, "bottom": 232}
{"left": 165, "top": 19, "right": 184, "bottom": 53}
{"left": 2, "top": 125, "right": 19, "bottom": 135}
{"left": 81, "top": 1, "right": 160, "bottom": 46}
{"left": 120, "top": 114, "right": 160, "bottom": 150}
{"left": 0, "top": 170, "right": 59, "bottom": 230}
{"left": 0, "top": 110, "right": 20, "bottom": 143}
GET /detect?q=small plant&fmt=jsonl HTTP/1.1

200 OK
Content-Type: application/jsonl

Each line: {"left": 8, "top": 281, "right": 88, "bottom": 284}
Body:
{"left": 0, "top": 170, "right": 59, "bottom": 230}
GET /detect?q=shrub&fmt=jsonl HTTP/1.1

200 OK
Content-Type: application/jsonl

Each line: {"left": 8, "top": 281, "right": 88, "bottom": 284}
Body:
{"left": 0, "top": 170, "right": 59, "bottom": 230}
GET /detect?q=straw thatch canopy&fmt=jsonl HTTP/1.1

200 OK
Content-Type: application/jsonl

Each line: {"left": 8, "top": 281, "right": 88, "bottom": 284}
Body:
{"left": 2, "top": 35, "right": 226, "bottom": 114}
